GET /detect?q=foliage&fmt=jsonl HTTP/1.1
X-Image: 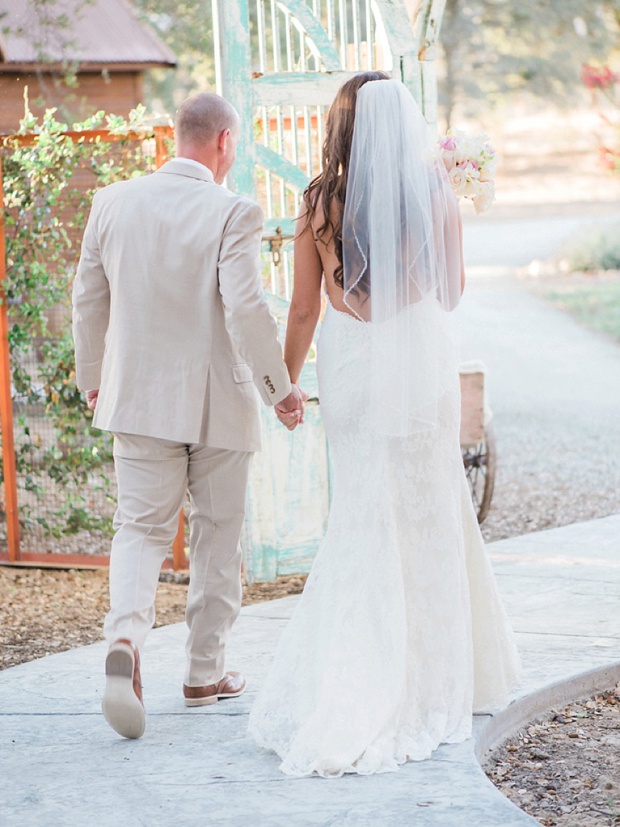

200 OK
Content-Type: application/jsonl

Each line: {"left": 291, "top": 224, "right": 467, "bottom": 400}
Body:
{"left": 2, "top": 104, "right": 159, "bottom": 536}
{"left": 580, "top": 63, "right": 620, "bottom": 171}
{"left": 132, "top": 0, "right": 215, "bottom": 117}
{"left": 540, "top": 226, "right": 620, "bottom": 345}
{"left": 563, "top": 225, "right": 620, "bottom": 272}
{"left": 439, "top": 0, "right": 620, "bottom": 127}
{"left": 543, "top": 280, "right": 620, "bottom": 342}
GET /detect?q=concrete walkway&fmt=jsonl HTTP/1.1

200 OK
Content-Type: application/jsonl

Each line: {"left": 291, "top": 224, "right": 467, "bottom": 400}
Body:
{"left": 1, "top": 515, "right": 619, "bottom": 827}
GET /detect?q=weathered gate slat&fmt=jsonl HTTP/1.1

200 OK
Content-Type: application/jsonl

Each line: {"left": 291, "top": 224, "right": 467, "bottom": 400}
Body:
{"left": 277, "top": 0, "right": 341, "bottom": 69}
{"left": 254, "top": 71, "right": 359, "bottom": 106}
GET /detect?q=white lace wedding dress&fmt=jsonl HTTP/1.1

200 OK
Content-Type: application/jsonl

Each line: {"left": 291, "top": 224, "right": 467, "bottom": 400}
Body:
{"left": 248, "top": 300, "right": 521, "bottom": 777}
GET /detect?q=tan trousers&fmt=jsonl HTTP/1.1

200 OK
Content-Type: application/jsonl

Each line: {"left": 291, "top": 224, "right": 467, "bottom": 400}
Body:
{"left": 104, "top": 433, "right": 252, "bottom": 687}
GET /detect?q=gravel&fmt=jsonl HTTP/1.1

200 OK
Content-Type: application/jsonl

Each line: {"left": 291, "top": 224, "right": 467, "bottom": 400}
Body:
{"left": 485, "top": 686, "right": 620, "bottom": 827}
{"left": 480, "top": 406, "right": 620, "bottom": 544}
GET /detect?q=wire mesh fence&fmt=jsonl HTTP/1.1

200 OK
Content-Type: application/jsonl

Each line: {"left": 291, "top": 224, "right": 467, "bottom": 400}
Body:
{"left": 0, "top": 122, "right": 174, "bottom": 564}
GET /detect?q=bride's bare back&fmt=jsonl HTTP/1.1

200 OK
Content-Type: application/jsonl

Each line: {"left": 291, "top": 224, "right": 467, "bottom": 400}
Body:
{"left": 296, "top": 198, "right": 357, "bottom": 317}
{"left": 283, "top": 198, "right": 360, "bottom": 384}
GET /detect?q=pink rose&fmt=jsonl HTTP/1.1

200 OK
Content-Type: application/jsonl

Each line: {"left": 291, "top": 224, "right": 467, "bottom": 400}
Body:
{"left": 439, "top": 135, "right": 457, "bottom": 151}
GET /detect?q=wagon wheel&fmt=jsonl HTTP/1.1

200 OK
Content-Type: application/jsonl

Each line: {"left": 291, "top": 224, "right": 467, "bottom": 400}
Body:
{"left": 462, "top": 420, "right": 496, "bottom": 524}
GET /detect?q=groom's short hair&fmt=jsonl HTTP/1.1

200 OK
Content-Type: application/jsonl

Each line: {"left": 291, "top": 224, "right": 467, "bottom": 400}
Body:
{"left": 175, "top": 93, "right": 239, "bottom": 145}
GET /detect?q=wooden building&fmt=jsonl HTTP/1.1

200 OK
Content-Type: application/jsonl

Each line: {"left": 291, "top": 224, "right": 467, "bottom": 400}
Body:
{"left": 0, "top": 0, "right": 176, "bottom": 134}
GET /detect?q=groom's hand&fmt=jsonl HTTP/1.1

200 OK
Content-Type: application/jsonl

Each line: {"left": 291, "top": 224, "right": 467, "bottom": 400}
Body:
{"left": 275, "top": 385, "right": 307, "bottom": 431}
{"left": 86, "top": 390, "right": 99, "bottom": 411}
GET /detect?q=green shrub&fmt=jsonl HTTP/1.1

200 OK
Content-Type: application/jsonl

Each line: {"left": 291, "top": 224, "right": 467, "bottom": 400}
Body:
{"left": 563, "top": 225, "right": 620, "bottom": 272}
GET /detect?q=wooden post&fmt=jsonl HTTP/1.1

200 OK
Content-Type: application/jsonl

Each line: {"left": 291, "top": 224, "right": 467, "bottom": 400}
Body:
{"left": 409, "top": 0, "right": 447, "bottom": 128}
{"left": 0, "top": 153, "right": 21, "bottom": 561}
{"left": 154, "top": 126, "right": 170, "bottom": 168}
{"left": 212, "top": 0, "right": 256, "bottom": 198}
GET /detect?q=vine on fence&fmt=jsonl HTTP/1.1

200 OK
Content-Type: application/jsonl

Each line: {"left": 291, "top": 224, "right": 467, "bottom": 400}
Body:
{"left": 2, "top": 103, "right": 165, "bottom": 538}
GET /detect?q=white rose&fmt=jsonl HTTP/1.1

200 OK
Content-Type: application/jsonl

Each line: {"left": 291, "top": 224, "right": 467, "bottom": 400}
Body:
{"left": 481, "top": 157, "right": 497, "bottom": 177}
{"left": 453, "top": 148, "right": 468, "bottom": 166}
{"left": 473, "top": 182, "right": 495, "bottom": 214}
{"left": 463, "top": 162, "right": 480, "bottom": 180}
{"left": 448, "top": 166, "right": 468, "bottom": 194}
{"left": 474, "top": 131, "right": 491, "bottom": 145}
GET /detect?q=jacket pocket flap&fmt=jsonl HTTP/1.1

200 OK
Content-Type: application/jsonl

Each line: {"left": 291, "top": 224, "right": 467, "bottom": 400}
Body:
{"left": 232, "top": 364, "right": 253, "bottom": 383}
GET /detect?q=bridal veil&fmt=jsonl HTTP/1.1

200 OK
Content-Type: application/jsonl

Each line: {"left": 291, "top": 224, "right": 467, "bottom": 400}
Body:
{"left": 342, "top": 79, "right": 463, "bottom": 437}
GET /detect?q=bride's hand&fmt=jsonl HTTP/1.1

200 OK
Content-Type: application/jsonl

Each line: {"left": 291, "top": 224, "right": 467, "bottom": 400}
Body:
{"left": 275, "top": 384, "right": 308, "bottom": 430}
{"left": 276, "top": 409, "right": 301, "bottom": 431}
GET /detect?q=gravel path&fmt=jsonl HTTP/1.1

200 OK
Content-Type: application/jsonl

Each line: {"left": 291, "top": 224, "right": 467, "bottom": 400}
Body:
{"left": 459, "top": 272, "right": 620, "bottom": 545}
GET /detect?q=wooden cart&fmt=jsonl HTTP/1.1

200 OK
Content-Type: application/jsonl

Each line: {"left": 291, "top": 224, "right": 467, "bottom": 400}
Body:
{"left": 459, "top": 362, "right": 496, "bottom": 524}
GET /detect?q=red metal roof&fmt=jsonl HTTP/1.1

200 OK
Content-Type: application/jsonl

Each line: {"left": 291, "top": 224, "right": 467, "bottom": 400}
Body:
{"left": 0, "top": 0, "right": 177, "bottom": 67}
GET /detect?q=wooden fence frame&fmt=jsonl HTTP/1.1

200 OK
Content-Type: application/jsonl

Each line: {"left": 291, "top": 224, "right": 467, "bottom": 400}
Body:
{"left": 0, "top": 125, "right": 187, "bottom": 570}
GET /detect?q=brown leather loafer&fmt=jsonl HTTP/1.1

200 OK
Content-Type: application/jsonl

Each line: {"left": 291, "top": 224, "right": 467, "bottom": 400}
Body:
{"left": 183, "top": 671, "right": 246, "bottom": 707}
{"left": 102, "top": 638, "right": 146, "bottom": 739}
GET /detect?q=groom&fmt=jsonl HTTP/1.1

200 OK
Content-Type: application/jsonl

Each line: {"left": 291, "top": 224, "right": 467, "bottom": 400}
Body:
{"left": 72, "top": 92, "right": 304, "bottom": 739}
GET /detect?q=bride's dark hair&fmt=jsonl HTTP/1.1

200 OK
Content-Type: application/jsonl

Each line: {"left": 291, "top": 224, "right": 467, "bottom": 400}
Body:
{"left": 303, "top": 70, "right": 389, "bottom": 289}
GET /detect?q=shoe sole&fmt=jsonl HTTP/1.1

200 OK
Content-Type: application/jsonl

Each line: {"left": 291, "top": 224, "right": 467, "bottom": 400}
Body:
{"left": 102, "top": 645, "right": 145, "bottom": 739}
{"left": 184, "top": 687, "right": 246, "bottom": 707}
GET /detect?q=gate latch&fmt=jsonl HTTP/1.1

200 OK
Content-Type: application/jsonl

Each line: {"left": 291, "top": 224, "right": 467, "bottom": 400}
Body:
{"left": 265, "top": 226, "right": 292, "bottom": 267}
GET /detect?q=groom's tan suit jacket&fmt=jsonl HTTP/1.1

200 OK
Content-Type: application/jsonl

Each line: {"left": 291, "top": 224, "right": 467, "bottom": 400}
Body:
{"left": 72, "top": 159, "right": 291, "bottom": 451}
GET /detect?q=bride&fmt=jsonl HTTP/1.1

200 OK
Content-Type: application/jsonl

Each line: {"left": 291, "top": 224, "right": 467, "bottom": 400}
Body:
{"left": 248, "top": 72, "right": 521, "bottom": 777}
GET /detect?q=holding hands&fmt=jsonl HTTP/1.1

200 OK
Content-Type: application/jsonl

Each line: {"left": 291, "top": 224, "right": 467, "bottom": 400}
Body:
{"left": 275, "top": 384, "right": 308, "bottom": 431}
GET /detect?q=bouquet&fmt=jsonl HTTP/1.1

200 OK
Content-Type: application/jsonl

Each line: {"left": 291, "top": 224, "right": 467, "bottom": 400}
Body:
{"left": 438, "top": 131, "right": 496, "bottom": 214}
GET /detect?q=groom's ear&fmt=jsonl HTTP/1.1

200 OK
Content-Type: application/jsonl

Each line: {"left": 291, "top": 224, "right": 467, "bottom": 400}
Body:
{"left": 218, "top": 128, "right": 231, "bottom": 153}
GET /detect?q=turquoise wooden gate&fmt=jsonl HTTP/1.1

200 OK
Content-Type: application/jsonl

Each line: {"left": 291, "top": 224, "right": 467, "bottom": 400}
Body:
{"left": 212, "top": 0, "right": 447, "bottom": 581}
